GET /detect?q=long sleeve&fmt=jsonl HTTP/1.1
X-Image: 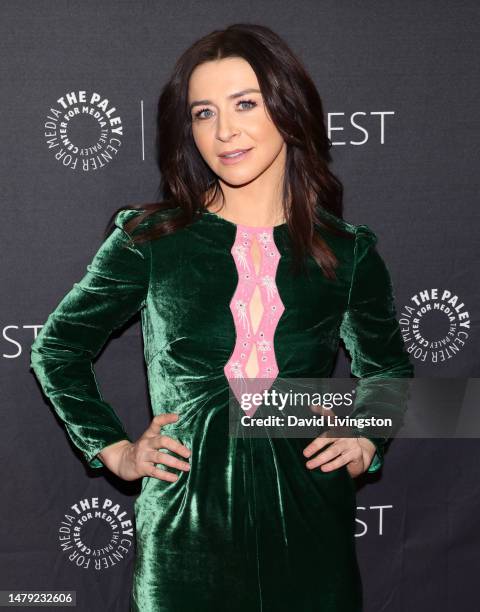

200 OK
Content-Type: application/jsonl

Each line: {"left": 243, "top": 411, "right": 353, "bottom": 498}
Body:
{"left": 30, "top": 209, "right": 150, "bottom": 469}
{"left": 339, "top": 224, "right": 414, "bottom": 473}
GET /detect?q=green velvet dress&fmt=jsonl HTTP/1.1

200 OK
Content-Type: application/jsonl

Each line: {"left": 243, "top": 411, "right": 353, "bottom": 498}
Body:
{"left": 30, "top": 206, "right": 414, "bottom": 611}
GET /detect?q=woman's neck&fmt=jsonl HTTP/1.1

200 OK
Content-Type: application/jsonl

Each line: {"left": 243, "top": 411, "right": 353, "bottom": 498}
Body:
{"left": 204, "top": 189, "right": 287, "bottom": 227}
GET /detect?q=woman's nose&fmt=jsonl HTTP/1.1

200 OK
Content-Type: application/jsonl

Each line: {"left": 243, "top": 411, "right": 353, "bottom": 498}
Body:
{"left": 215, "top": 111, "right": 239, "bottom": 141}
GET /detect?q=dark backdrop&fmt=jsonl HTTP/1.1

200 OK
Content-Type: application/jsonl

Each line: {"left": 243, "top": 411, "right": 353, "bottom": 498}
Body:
{"left": 1, "top": 2, "right": 479, "bottom": 611}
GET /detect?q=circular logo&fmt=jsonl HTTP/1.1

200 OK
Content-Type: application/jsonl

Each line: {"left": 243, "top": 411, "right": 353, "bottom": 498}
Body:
{"left": 58, "top": 496, "right": 134, "bottom": 570}
{"left": 399, "top": 288, "right": 470, "bottom": 364}
{"left": 44, "top": 90, "right": 124, "bottom": 171}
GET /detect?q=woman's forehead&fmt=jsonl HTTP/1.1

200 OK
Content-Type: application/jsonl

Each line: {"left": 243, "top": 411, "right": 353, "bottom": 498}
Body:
{"left": 188, "top": 58, "right": 259, "bottom": 98}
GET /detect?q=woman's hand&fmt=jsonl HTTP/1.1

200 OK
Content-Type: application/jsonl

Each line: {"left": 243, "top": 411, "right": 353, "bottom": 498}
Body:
{"left": 303, "top": 434, "right": 377, "bottom": 478}
{"left": 97, "top": 413, "right": 191, "bottom": 482}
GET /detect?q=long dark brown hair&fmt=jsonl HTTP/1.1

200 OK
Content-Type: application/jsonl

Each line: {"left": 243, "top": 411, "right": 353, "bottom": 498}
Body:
{"left": 108, "top": 23, "right": 352, "bottom": 279}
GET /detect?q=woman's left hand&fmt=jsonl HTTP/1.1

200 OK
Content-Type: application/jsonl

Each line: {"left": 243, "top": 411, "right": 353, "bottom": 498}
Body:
{"left": 302, "top": 435, "right": 377, "bottom": 478}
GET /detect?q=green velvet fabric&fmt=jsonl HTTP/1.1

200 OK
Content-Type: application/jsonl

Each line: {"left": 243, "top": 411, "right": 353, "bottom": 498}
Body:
{"left": 30, "top": 206, "right": 413, "bottom": 611}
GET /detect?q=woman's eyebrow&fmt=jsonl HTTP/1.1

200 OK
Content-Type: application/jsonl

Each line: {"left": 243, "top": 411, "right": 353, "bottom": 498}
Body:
{"left": 189, "top": 88, "right": 261, "bottom": 111}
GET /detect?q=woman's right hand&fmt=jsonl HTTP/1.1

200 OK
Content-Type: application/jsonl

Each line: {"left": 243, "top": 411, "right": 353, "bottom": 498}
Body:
{"left": 97, "top": 413, "right": 191, "bottom": 482}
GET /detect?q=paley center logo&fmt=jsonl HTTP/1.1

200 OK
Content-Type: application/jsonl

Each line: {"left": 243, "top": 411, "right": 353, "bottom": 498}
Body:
{"left": 44, "top": 90, "right": 124, "bottom": 171}
{"left": 58, "top": 496, "right": 134, "bottom": 570}
{"left": 399, "top": 288, "right": 470, "bottom": 364}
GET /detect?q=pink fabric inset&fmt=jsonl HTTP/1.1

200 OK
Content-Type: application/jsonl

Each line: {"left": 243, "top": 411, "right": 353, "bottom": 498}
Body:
{"left": 224, "top": 224, "right": 285, "bottom": 415}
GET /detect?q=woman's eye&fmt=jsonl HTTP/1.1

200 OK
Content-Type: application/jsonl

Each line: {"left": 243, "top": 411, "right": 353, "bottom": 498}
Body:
{"left": 237, "top": 99, "right": 257, "bottom": 111}
{"left": 192, "top": 99, "right": 258, "bottom": 121}
{"left": 193, "top": 107, "right": 213, "bottom": 120}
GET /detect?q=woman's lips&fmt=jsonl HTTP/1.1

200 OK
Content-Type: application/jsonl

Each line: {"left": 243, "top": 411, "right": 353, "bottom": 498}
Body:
{"left": 218, "top": 148, "right": 252, "bottom": 165}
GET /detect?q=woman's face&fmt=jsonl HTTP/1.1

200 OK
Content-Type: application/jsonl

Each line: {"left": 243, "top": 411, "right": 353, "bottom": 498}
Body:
{"left": 188, "top": 57, "right": 286, "bottom": 187}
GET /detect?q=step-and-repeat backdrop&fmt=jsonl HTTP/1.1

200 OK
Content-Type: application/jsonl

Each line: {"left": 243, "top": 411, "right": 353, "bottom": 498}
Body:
{"left": 2, "top": 2, "right": 478, "bottom": 611}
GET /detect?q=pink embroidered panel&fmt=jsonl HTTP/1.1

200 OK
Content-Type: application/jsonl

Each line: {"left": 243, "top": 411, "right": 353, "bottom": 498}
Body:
{"left": 224, "top": 224, "right": 285, "bottom": 414}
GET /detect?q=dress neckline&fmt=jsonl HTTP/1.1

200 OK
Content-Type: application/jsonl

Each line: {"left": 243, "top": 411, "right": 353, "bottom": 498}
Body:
{"left": 202, "top": 209, "right": 287, "bottom": 231}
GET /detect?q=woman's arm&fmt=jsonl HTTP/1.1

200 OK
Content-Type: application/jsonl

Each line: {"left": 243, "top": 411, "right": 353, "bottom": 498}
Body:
{"left": 30, "top": 209, "right": 150, "bottom": 469}
{"left": 339, "top": 224, "right": 414, "bottom": 473}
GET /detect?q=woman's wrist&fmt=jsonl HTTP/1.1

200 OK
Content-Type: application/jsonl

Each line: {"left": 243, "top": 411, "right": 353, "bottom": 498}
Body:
{"left": 97, "top": 439, "right": 132, "bottom": 471}
{"left": 356, "top": 437, "right": 378, "bottom": 470}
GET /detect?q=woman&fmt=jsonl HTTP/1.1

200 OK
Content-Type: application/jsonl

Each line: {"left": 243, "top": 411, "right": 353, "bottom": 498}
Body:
{"left": 30, "top": 23, "right": 414, "bottom": 612}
